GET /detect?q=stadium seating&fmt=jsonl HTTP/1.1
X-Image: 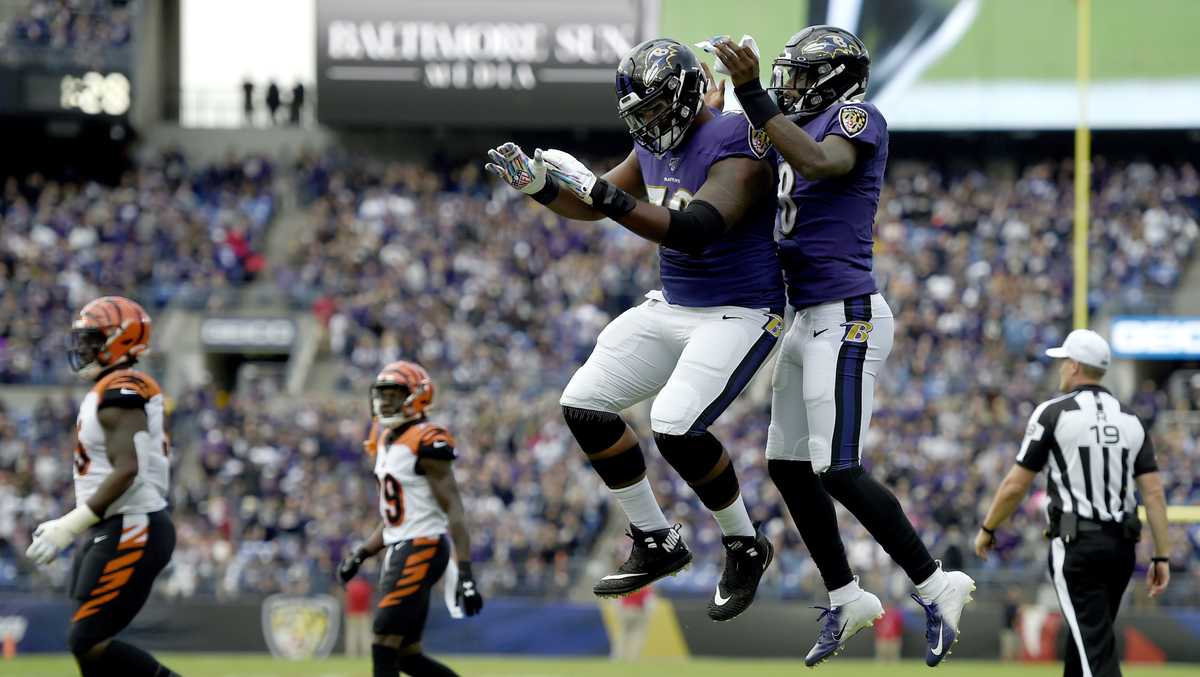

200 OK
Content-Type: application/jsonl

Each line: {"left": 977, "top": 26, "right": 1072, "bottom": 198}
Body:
{"left": 1, "top": 0, "right": 133, "bottom": 67}
{"left": 0, "top": 149, "right": 275, "bottom": 383}
{"left": 1, "top": 150, "right": 1196, "bottom": 603}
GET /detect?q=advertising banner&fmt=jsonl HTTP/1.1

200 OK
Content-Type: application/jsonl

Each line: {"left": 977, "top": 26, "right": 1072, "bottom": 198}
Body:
{"left": 316, "top": 0, "right": 657, "bottom": 127}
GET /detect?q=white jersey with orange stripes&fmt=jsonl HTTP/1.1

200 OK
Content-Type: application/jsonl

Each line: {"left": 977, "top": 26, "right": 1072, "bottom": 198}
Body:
{"left": 366, "top": 419, "right": 455, "bottom": 545}
{"left": 74, "top": 368, "right": 170, "bottom": 517}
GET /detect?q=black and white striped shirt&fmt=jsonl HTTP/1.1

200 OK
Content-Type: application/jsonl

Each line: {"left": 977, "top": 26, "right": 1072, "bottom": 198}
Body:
{"left": 1016, "top": 385, "right": 1158, "bottom": 523}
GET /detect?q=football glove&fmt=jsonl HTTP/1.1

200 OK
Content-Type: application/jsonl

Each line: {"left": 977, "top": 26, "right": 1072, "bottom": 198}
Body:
{"left": 541, "top": 149, "right": 598, "bottom": 204}
{"left": 455, "top": 561, "right": 484, "bottom": 616}
{"left": 694, "top": 35, "right": 760, "bottom": 76}
{"left": 485, "top": 142, "right": 549, "bottom": 195}
{"left": 26, "top": 505, "right": 99, "bottom": 566}
{"left": 543, "top": 149, "right": 637, "bottom": 220}
{"left": 337, "top": 544, "right": 369, "bottom": 584}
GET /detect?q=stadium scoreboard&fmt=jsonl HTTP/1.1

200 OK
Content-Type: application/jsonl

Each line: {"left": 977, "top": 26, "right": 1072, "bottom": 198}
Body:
{"left": 0, "top": 66, "right": 131, "bottom": 117}
{"left": 316, "top": 0, "right": 656, "bottom": 128}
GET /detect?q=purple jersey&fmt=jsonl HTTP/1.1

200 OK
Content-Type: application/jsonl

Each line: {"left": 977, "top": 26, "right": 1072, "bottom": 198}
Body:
{"left": 776, "top": 101, "right": 887, "bottom": 309}
{"left": 635, "top": 109, "right": 785, "bottom": 313}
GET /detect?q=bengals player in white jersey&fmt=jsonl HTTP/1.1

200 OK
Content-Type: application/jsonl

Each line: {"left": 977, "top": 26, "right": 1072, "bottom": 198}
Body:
{"left": 337, "top": 361, "right": 482, "bottom": 677}
{"left": 25, "top": 296, "right": 178, "bottom": 677}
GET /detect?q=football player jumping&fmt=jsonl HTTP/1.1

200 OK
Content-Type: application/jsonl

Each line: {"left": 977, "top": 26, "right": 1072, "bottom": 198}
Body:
{"left": 25, "top": 296, "right": 178, "bottom": 677}
{"left": 487, "top": 38, "right": 781, "bottom": 622}
{"left": 337, "top": 361, "right": 482, "bottom": 677}
{"left": 715, "top": 27, "right": 975, "bottom": 666}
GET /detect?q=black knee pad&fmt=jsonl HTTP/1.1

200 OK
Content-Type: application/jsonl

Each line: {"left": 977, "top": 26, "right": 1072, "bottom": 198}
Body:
{"left": 822, "top": 466, "right": 905, "bottom": 521}
{"left": 561, "top": 406, "right": 625, "bottom": 453}
{"left": 655, "top": 431, "right": 740, "bottom": 510}
{"left": 67, "top": 625, "right": 103, "bottom": 657}
{"left": 819, "top": 465, "right": 867, "bottom": 502}
{"left": 563, "top": 406, "right": 645, "bottom": 488}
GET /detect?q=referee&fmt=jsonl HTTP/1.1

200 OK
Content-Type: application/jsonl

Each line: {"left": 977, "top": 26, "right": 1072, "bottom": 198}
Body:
{"left": 975, "top": 329, "right": 1171, "bottom": 677}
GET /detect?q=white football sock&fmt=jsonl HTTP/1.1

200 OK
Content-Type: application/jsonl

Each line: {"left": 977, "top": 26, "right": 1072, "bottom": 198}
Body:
{"left": 916, "top": 564, "right": 949, "bottom": 602}
{"left": 712, "top": 494, "right": 756, "bottom": 537}
{"left": 611, "top": 478, "right": 670, "bottom": 532}
{"left": 829, "top": 577, "right": 864, "bottom": 608}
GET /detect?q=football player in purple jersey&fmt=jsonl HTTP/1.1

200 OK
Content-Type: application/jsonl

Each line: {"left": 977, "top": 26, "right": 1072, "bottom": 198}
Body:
{"left": 717, "top": 27, "right": 975, "bottom": 666}
{"left": 487, "top": 38, "right": 781, "bottom": 622}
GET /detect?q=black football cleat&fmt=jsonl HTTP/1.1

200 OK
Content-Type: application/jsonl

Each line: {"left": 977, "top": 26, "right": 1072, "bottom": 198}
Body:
{"left": 707, "top": 528, "right": 774, "bottom": 621}
{"left": 592, "top": 524, "right": 692, "bottom": 597}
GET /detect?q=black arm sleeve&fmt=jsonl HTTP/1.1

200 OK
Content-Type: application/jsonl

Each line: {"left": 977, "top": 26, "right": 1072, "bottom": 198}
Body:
{"left": 1133, "top": 429, "right": 1158, "bottom": 476}
{"left": 661, "top": 199, "right": 728, "bottom": 255}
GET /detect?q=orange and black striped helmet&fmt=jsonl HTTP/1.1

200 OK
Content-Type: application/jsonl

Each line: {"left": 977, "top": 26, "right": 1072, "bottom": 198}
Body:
{"left": 68, "top": 296, "right": 151, "bottom": 378}
{"left": 371, "top": 360, "right": 435, "bottom": 428}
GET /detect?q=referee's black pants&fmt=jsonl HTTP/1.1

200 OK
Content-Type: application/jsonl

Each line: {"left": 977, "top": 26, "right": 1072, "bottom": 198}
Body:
{"left": 1048, "top": 529, "right": 1136, "bottom": 677}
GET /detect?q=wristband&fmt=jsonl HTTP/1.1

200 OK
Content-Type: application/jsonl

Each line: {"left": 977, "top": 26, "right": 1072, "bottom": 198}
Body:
{"left": 1151, "top": 556, "right": 1169, "bottom": 563}
{"left": 63, "top": 504, "right": 101, "bottom": 534}
{"left": 980, "top": 525, "right": 996, "bottom": 536}
{"left": 530, "top": 177, "right": 560, "bottom": 205}
{"left": 734, "top": 80, "right": 781, "bottom": 129}
{"left": 590, "top": 179, "right": 637, "bottom": 221}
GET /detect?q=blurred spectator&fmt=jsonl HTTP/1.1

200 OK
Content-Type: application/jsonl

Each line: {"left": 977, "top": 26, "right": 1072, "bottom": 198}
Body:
{"left": 290, "top": 82, "right": 305, "bottom": 126}
{"left": 875, "top": 602, "right": 903, "bottom": 661}
{"left": 242, "top": 78, "right": 255, "bottom": 126}
{"left": 266, "top": 82, "right": 281, "bottom": 126}
{"left": 611, "top": 586, "right": 653, "bottom": 662}
{"left": 344, "top": 575, "right": 372, "bottom": 658}
{"left": 1001, "top": 588, "right": 1022, "bottom": 661}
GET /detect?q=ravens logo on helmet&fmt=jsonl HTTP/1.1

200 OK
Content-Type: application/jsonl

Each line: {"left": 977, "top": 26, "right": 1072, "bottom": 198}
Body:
{"left": 769, "top": 25, "right": 870, "bottom": 117}
{"left": 615, "top": 38, "right": 707, "bottom": 156}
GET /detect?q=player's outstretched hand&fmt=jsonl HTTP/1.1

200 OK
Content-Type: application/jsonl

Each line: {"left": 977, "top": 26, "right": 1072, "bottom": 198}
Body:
{"left": 455, "top": 561, "right": 484, "bottom": 616}
{"left": 714, "top": 39, "right": 761, "bottom": 88}
{"left": 485, "top": 142, "right": 549, "bottom": 195}
{"left": 337, "top": 545, "right": 367, "bottom": 584}
{"left": 541, "top": 149, "right": 598, "bottom": 204}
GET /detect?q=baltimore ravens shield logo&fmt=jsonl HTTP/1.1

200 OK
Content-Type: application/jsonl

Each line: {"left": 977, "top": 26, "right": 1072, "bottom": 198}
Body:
{"left": 838, "top": 106, "right": 869, "bottom": 138}
{"left": 747, "top": 124, "right": 772, "bottom": 159}
{"left": 262, "top": 594, "right": 340, "bottom": 660}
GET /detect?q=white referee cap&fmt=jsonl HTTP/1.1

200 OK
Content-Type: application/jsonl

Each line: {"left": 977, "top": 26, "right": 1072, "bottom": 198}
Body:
{"left": 1046, "top": 329, "right": 1111, "bottom": 370}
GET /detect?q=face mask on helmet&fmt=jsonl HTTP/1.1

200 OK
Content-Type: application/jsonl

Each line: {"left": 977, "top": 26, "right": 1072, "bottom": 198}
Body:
{"left": 618, "top": 72, "right": 701, "bottom": 156}
{"left": 372, "top": 383, "right": 417, "bottom": 427}
{"left": 67, "top": 328, "right": 109, "bottom": 375}
{"left": 770, "top": 60, "right": 847, "bottom": 116}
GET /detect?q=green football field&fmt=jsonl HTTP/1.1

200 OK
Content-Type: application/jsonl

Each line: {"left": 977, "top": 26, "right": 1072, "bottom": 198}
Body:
{"left": 2, "top": 655, "right": 1195, "bottom": 677}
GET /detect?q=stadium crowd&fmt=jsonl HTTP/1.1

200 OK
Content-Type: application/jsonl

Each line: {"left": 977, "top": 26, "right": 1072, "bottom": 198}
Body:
{"left": 0, "top": 149, "right": 275, "bottom": 384}
{"left": 1, "top": 149, "right": 1197, "bottom": 602}
{"left": 1, "top": 0, "right": 133, "bottom": 66}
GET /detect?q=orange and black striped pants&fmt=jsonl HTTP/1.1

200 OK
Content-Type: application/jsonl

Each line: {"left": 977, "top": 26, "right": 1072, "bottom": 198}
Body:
{"left": 67, "top": 510, "right": 175, "bottom": 653}
{"left": 373, "top": 534, "right": 449, "bottom": 642}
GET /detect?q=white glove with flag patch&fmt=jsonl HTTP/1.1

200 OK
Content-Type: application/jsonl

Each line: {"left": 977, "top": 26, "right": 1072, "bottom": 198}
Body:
{"left": 26, "top": 505, "right": 99, "bottom": 566}
{"left": 695, "top": 35, "right": 760, "bottom": 113}
{"left": 485, "top": 142, "right": 549, "bottom": 195}
{"left": 541, "top": 149, "right": 598, "bottom": 205}
{"left": 694, "top": 35, "right": 760, "bottom": 75}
